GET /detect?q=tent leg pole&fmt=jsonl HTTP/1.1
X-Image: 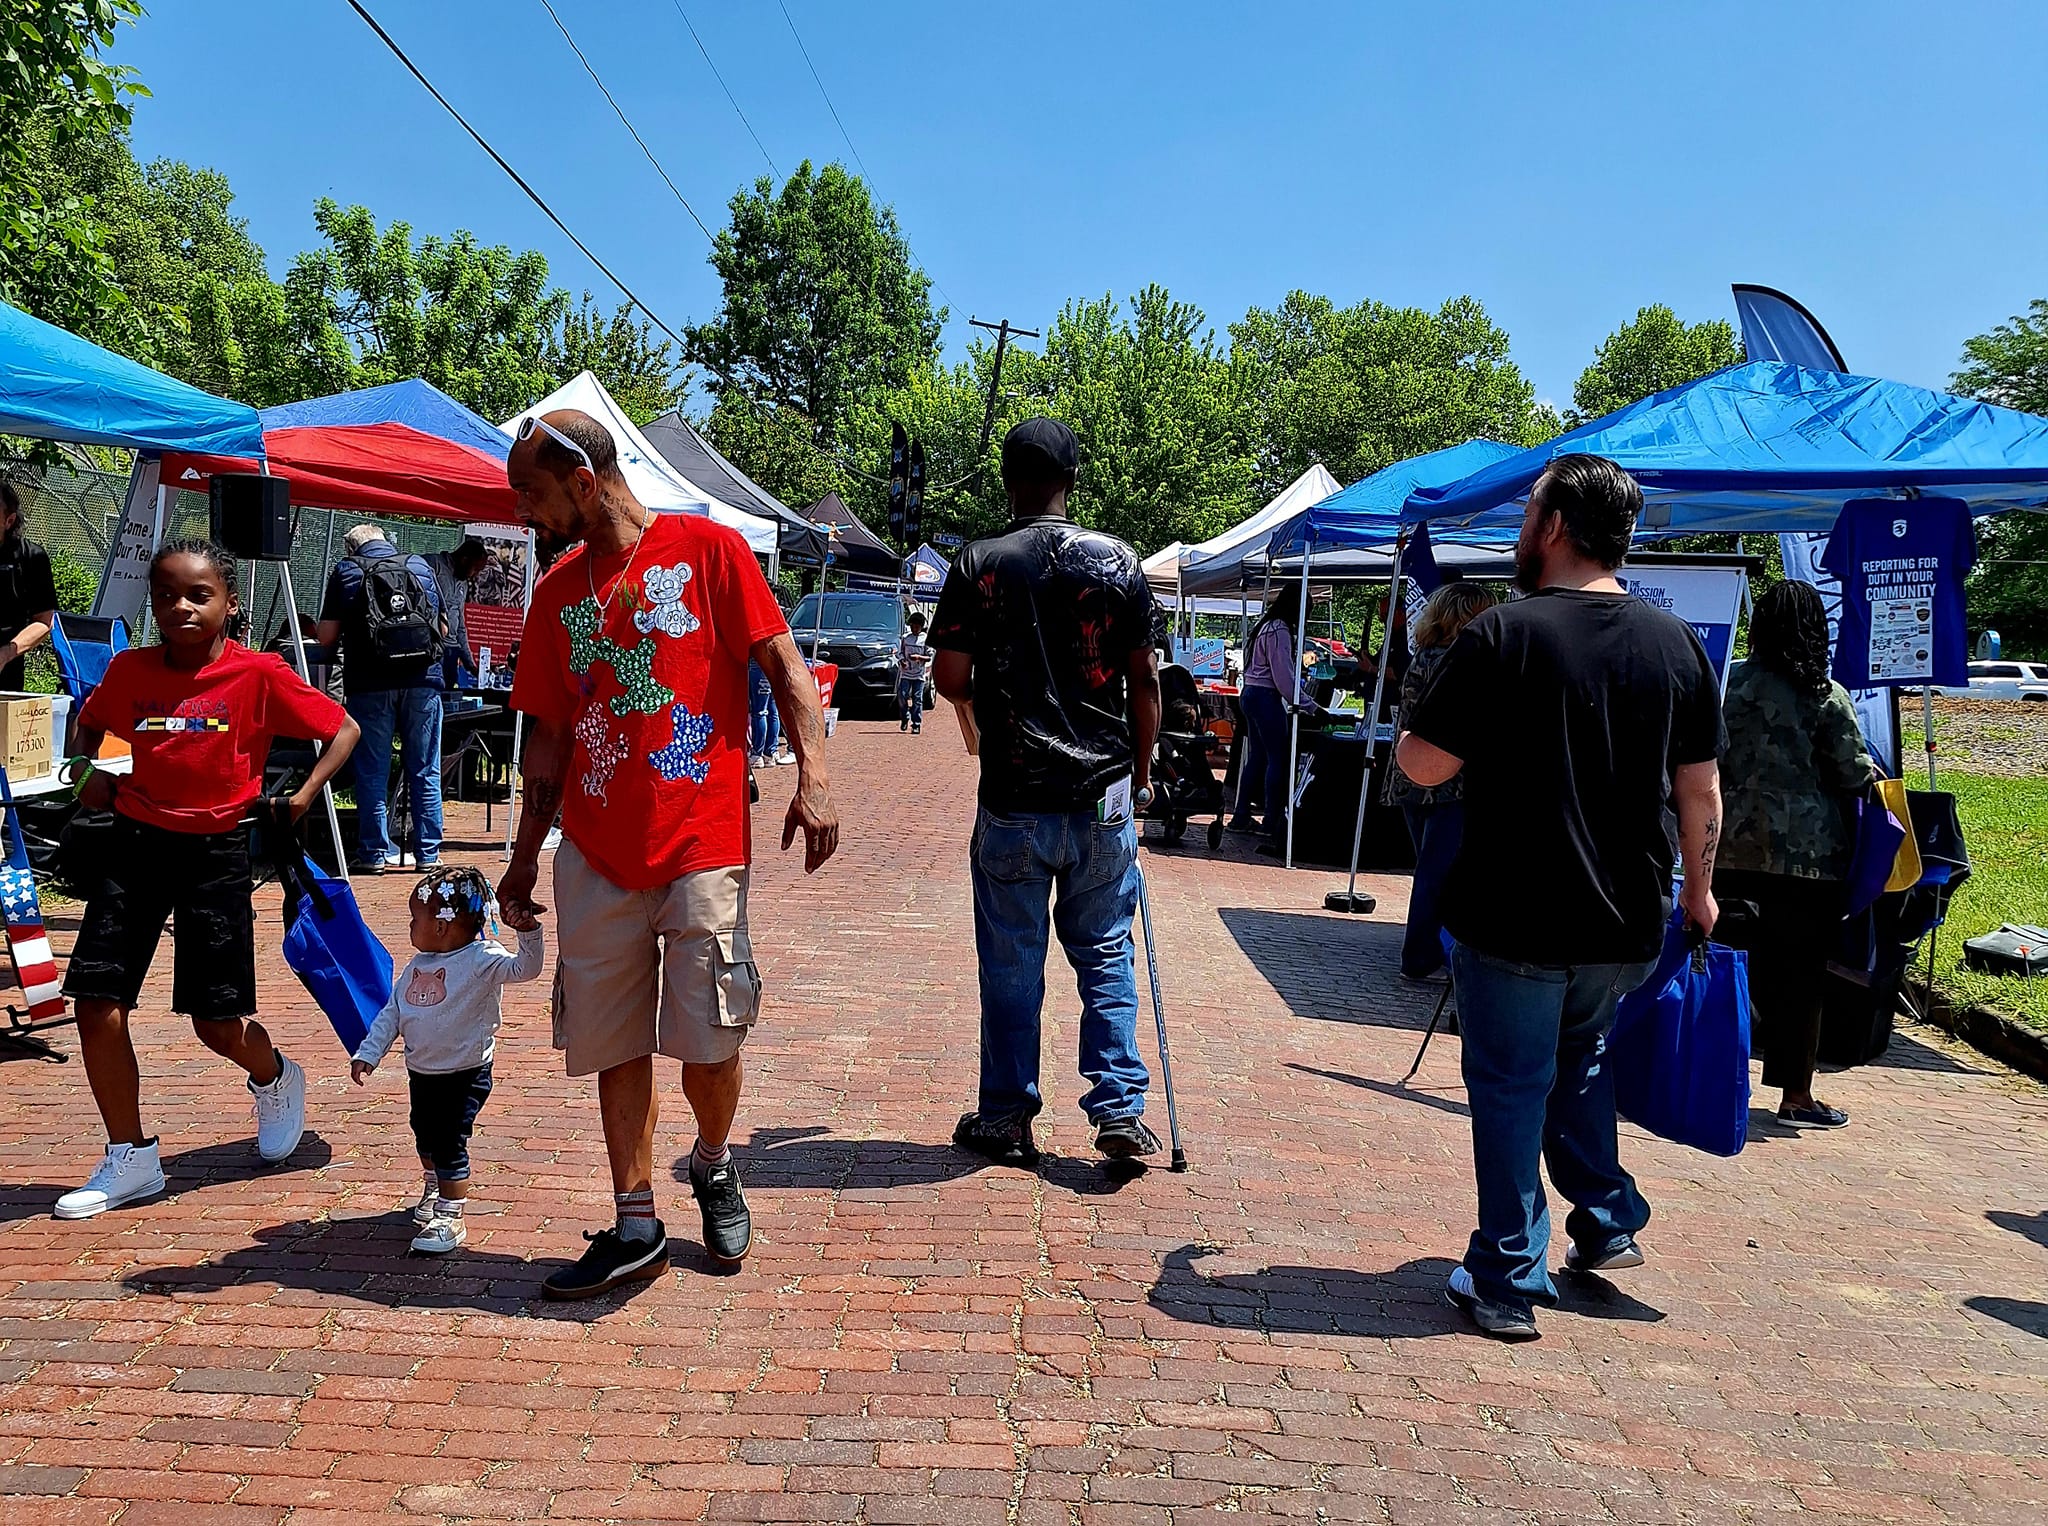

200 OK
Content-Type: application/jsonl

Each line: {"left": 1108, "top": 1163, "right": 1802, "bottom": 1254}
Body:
{"left": 276, "top": 563, "right": 349, "bottom": 881}
{"left": 503, "top": 712, "right": 525, "bottom": 860}
{"left": 1328, "top": 538, "right": 1404, "bottom": 915}
{"left": 1284, "top": 555, "right": 1311, "bottom": 871}
{"left": 1923, "top": 686, "right": 1936, "bottom": 790}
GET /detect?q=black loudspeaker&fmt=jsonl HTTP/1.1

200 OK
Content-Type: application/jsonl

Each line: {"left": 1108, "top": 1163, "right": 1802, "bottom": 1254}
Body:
{"left": 209, "top": 473, "right": 291, "bottom": 561}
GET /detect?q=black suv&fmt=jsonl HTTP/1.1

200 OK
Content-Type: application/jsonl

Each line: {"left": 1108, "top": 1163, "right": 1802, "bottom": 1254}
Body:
{"left": 790, "top": 591, "right": 924, "bottom": 715}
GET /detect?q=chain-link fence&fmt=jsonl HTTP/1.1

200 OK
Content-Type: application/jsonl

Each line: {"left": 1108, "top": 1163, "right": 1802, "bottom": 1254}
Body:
{"left": 1, "top": 455, "right": 482, "bottom": 648}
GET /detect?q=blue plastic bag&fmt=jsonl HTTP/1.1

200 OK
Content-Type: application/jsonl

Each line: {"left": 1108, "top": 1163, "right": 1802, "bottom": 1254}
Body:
{"left": 1607, "top": 913, "right": 1751, "bottom": 1157}
{"left": 268, "top": 814, "right": 392, "bottom": 1055}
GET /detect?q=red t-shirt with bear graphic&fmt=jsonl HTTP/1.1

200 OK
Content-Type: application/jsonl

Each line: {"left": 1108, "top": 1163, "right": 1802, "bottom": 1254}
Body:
{"left": 511, "top": 513, "right": 788, "bottom": 891}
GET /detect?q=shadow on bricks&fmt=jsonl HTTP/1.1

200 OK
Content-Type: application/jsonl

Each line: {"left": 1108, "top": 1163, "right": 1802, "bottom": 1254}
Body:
{"left": 1989, "top": 1208, "right": 2048, "bottom": 1250}
{"left": 685, "top": 1125, "right": 1150, "bottom": 1199}
{"left": 1285, "top": 1060, "right": 1471, "bottom": 1118}
{"left": 1965, "top": 1295, "right": 2048, "bottom": 1341}
{"left": 118, "top": 1214, "right": 651, "bottom": 1321}
{"left": 1216, "top": 906, "right": 1425, "bottom": 1029}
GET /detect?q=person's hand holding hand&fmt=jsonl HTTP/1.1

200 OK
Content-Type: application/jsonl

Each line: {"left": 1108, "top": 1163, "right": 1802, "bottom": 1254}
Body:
{"left": 350, "top": 1059, "right": 375, "bottom": 1086}
{"left": 496, "top": 859, "right": 546, "bottom": 926}
{"left": 782, "top": 771, "right": 840, "bottom": 874}
{"left": 500, "top": 897, "right": 540, "bottom": 932}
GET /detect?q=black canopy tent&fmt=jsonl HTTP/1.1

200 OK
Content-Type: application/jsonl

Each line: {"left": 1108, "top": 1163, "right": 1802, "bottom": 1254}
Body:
{"left": 807, "top": 491, "right": 900, "bottom": 578}
{"left": 641, "top": 410, "right": 828, "bottom": 567}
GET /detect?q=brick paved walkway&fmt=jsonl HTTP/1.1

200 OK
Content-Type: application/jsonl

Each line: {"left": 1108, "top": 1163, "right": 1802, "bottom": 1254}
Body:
{"left": 1, "top": 719, "right": 2044, "bottom": 1524}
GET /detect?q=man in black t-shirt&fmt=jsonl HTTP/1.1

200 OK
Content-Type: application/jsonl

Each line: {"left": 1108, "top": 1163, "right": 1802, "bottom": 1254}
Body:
{"left": 931, "top": 418, "right": 1164, "bottom": 1168}
{"left": 1398, "top": 454, "right": 1725, "bottom": 1341}
{"left": 0, "top": 482, "right": 60, "bottom": 693}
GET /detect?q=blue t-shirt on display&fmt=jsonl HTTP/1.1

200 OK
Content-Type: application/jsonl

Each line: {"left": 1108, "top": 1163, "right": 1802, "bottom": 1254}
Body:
{"left": 1820, "top": 498, "right": 1975, "bottom": 691}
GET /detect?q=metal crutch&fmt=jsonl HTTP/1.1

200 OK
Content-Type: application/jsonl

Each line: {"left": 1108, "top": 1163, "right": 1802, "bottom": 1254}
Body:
{"left": 1132, "top": 865, "right": 1189, "bottom": 1171}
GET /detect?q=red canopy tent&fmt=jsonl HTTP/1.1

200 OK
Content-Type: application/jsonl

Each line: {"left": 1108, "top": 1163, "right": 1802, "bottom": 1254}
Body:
{"left": 159, "top": 424, "right": 517, "bottom": 522}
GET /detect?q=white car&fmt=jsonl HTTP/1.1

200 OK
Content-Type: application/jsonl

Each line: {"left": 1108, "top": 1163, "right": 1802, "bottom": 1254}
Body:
{"left": 1941, "top": 660, "right": 2048, "bottom": 701}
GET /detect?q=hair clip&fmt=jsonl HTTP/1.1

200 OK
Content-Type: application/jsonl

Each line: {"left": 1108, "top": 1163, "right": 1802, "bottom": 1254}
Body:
{"left": 435, "top": 906, "right": 457, "bottom": 923}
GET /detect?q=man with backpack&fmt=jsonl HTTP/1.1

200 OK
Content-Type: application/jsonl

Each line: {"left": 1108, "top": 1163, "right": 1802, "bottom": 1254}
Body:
{"left": 317, "top": 524, "right": 445, "bottom": 873}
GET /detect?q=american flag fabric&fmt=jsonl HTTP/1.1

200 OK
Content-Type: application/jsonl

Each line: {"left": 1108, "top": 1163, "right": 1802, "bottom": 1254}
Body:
{"left": 0, "top": 863, "right": 64, "bottom": 1021}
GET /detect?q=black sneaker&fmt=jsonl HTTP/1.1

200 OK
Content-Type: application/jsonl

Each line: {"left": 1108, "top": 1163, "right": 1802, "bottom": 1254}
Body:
{"left": 1446, "top": 1265, "right": 1539, "bottom": 1341}
{"left": 1095, "top": 1116, "right": 1162, "bottom": 1160}
{"left": 1564, "top": 1235, "right": 1646, "bottom": 1273}
{"left": 689, "top": 1155, "right": 752, "bottom": 1266}
{"left": 541, "top": 1223, "right": 670, "bottom": 1300}
{"left": 1779, "top": 1102, "right": 1850, "bottom": 1130}
{"left": 953, "top": 1110, "right": 1040, "bottom": 1168}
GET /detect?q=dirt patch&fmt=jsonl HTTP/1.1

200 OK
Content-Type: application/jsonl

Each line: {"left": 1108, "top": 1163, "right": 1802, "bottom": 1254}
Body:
{"left": 1901, "top": 694, "right": 2048, "bottom": 778}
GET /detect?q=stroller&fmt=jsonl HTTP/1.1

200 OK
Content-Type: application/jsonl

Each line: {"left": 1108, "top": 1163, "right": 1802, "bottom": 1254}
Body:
{"left": 1144, "top": 664, "right": 1229, "bottom": 848}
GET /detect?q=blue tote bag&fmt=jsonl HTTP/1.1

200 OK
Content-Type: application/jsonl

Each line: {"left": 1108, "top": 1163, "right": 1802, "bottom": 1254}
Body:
{"left": 1606, "top": 912, "right": 1752, "bottom": 1158}
{"left": 264, "top": 805, "right": 392, "bottom": 1055}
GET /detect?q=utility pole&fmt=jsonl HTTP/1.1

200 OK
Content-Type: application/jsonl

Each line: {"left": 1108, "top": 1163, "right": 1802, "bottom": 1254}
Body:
{"left": 969, "top": 316, "right": 1039, "bottom": 456}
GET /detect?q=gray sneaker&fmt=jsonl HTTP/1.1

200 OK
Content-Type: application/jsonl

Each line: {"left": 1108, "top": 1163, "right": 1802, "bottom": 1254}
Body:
{"left": 1446, "top": 1265, "right": 1539, "bottom": 1340}
{"left": 1565, "top": 1236, "right": 1646, "bottom": 1273}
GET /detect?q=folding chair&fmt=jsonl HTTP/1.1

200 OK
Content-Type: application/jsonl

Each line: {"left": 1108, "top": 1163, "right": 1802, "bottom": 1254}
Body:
{"left": 48, "top": 613, "right": 130, "bottom": 705}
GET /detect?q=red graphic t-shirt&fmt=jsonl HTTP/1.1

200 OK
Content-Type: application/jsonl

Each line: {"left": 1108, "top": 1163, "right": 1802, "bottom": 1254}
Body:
{"left": 511, "top": 512, "right": 788, "bottom": 891}
{"left": 78, "top": 640, "right": 349, "bottom": 834}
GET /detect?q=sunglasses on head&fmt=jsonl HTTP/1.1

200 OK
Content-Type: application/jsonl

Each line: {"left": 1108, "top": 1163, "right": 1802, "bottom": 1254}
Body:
{"left": 515, "top": 415, "right": 595, "bottom": 476}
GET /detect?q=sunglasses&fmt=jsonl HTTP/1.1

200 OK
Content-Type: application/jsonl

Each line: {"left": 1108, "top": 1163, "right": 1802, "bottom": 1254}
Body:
{"left": 515, "top": 415, "right": 595, "bottom": 476}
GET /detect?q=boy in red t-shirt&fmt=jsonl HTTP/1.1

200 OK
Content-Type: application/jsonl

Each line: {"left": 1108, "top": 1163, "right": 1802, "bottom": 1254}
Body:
{"left": 52, "top": 540, "right": 360, "bottom": 1220}
{"left": 498, "top": 410, "right": 839, "bottom": 1299}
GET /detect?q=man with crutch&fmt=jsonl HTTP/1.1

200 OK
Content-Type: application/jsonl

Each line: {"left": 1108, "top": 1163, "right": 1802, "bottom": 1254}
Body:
{"left": 931, "top": 418, "right": 1168, "bottom": 1168}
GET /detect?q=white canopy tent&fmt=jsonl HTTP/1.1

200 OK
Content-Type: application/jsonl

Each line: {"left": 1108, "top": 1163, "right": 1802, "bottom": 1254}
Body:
{"left": 502, "top": 372, "right": 779, "bottom": 562}
{"left": 1142, "top": 540, "right": 1187, "bottom": 600}
{"left": 1175, "top": 464, "right": 1344, "bottom": 597}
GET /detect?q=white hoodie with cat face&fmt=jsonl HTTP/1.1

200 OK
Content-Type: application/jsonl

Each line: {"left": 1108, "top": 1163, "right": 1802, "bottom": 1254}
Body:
{"left": 353, "top": 924, "right": 546, "bottom": 1074}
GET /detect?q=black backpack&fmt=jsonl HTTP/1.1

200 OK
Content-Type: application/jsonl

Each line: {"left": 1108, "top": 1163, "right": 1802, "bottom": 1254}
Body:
{"left": 352, "top": 553, "right": 440, "bottom": 664}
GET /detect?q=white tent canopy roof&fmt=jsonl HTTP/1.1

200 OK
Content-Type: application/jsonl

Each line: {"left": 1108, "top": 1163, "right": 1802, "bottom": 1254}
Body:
{"left": 1169, "top": 464, "right": 1344, "bottom": 597}
{"left": 502, "top": 372, "right": 777, "bottom": 555}
{"left": 1141, "top": 540, "right": 1186, "bottom": 596}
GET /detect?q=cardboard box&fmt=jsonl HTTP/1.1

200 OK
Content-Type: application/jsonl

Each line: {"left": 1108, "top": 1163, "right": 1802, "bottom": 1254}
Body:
{"left": 0, "top": 692, "right": 54, "bottom": 782}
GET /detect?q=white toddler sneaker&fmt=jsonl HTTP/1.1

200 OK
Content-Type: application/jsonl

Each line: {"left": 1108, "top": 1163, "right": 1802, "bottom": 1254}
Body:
{"left": 411, "top": 1215, "right": 466, "bottom": 1254}
{"left": 250, "top": 1052, "right": 307, "bottom": 1162}
{"left": 54, "top": 1141, "right": 165, "bottom": 1220}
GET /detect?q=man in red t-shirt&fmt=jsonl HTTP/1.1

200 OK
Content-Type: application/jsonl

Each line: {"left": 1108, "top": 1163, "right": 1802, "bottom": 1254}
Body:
{"left": 499, "top": 410, "right": 839, "bottom": 1299}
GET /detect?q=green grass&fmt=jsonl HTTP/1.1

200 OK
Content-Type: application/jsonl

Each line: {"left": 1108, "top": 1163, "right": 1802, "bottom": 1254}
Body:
{"left": 1930, "top": 770, "right": 2048, "bottom": 1033}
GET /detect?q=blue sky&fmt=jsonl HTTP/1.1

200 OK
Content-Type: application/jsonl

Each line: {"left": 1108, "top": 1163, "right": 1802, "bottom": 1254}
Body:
{"left": 118, "top": 1, "right": 2047, "bottom": 411}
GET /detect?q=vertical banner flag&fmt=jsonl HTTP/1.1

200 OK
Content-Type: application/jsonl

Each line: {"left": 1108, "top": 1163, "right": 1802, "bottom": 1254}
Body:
{"left": 1820, "top": 498, "right": 1975, "bottom": 691}
{"left": 1400, "top": 523, "right": 1443, "bottom": 652}
{"left": 1729, "top": 284, "right": 1900, "bottom": 773}
{"left": 1617, "top": 565, "right": 1749, "bottom": 686}
{"left": 461, "top": 523, "right": 537, "bottom": 677}
{"left": 904, "top": 440, "right": 925, "bottom": 550}
{"left": 93, "top": 453, "right": 163, "bottom": 632}
{"left": 886, "top": 423, "right": 909, "bottom": 541}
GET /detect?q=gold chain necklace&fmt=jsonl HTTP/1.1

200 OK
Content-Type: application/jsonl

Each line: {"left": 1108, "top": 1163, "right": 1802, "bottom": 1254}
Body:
{"left": 587, "top": 509, "right": 652, "bottom": 619}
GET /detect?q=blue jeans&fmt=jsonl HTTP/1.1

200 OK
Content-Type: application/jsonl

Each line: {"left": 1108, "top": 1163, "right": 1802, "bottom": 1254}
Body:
{"left": 749, "top": 675, "right": 780, "bottom": 758}
{"left": 1400, "top": 802, "right": 1463, "bottom": 978}
{"left": 969, "top": 807, "right": 1150, "bottom": 1123}
{"left": 348, "top": 686, "right": 443, "bottom": 864}
{"left": 898, "top": 677, "right": 925, "bottom": 728}
{"left": 1450, "top": 942, "right": 1658, "bottom": 1313}
{"left": 1240, "top": 684, "right": 1292, "bottom": 839}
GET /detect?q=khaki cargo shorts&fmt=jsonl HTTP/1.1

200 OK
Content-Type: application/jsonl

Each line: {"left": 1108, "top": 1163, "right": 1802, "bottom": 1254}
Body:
{"left": 550, "top": 840, "right": 762, "bottom": 1076}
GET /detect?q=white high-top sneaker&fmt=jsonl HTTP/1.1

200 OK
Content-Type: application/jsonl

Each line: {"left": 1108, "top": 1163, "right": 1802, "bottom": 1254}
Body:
{"left": 54, "top": 1141, "right": 165, "bottom": 1220}
{"left": 249, "top": 1053, "right": 306, "bottom": 1162}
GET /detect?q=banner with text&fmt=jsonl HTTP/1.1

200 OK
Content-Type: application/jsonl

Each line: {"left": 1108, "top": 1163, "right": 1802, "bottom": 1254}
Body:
{"left": 1617, "top": 565, "right": 1748, "bottom": 685}
{"left": 92, "top": 454, "right": 162, "bottom": 633}
{"left": 1780, "top": 531, "right": 1899, "bottom": 776}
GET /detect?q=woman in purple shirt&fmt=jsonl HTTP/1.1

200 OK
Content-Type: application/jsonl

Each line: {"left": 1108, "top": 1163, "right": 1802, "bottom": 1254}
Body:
{"left": 1236, "top": 593, "right": 1316, "bottom": 850}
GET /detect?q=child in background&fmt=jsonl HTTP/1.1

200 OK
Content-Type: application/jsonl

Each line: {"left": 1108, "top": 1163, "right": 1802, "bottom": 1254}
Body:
{"left": 55, "top": 539, "right": 361, "bottom": 1220}
{"left": 351, "top": 866, "right": 544, "bottom": 1253}
{"left": 898, "top": 611, "right": 931, "bottom": 733}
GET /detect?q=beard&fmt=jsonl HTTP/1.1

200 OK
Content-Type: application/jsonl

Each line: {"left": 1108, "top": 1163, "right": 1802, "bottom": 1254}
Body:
{"left": 1513, "top": 538, "right": 1543, "bottom": 594}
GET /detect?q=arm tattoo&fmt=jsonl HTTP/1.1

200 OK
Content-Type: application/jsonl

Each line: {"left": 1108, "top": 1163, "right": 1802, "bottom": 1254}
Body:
{"left": 525, "top": 777, "right": 564, "bottom": 826}
{"left": 1698, "top": 816, "right": 1719, "bottom": 878}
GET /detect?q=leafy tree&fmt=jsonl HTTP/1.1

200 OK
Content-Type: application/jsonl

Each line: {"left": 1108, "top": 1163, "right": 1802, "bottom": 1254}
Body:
{"left": 1954, "top": 298, "right": 2048, "bottom": 655}
{"left": 1230, "top": 292, "right": 1549, "bottom": 501}
{"left": 687, "top": 162, "right": 943, "bottom": 449}
{"left": 0, "top": 0, "right": 148, "bottom": 336}
{"left": 545, "top": 294, "right": 685, "bottom": 425}
{"left": 1953, "top": 298, "right": 2048, "bottom": 415}
{"left": 1571, "top": 303, "right": 1742, "bottom": 424}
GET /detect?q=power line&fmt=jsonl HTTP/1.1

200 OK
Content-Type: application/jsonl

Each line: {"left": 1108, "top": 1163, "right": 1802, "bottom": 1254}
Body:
{"left": 340, "top": 0, "right": 689, "bottom": 351}
{"left": 670, "top": 1, "right": 778, "bottom": 179}
{"left": 775, "top": 0, "right": 869, "bottom": 183}
{"left": 535, "top": 0, "right": 717, "bottom": 247}
{"left": 773, "top": 0, "right": 956, "bottom": 317}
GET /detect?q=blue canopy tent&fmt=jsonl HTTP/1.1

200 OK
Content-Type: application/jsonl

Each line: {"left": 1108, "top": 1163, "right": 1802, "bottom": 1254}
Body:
{"left": 1403, "top": 362, "right": 2048, "bottom": 538}
{"left": 260, "top": 377, "right": 511, "bottom": 461}
{"left": 0, "top": 299, "right": 264, "bottom": 456}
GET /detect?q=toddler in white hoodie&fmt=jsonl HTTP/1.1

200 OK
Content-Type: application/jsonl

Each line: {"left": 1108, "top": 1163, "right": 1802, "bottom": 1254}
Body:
{"left": 351, "top": 866, "right": 544, "bottom": 1253}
